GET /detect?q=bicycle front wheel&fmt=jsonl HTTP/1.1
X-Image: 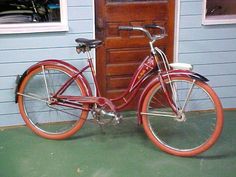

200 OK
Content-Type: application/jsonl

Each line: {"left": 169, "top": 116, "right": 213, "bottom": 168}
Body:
{"left": 141, "top": 76, "right": 224, "bottom": 156}
{"left": 18, "top": 64, "right": 89, "bottom": 139}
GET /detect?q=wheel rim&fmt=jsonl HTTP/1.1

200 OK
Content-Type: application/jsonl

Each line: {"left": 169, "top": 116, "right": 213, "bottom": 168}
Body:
{"left": 142, "top": 77, "right": 222, "bottom": 154}
{"left": 20, "top": 66, "right": 87, "bottom": 136}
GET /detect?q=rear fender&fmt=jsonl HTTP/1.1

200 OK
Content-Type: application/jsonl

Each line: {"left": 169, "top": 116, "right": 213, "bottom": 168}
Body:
{"left": 137, "top": 70, "right": 209, "bottom": 124}
{"left": 15, "top": 59, "right": 92, "bottom": 103}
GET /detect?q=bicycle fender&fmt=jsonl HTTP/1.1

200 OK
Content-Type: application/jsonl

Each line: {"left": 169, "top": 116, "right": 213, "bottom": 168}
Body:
{"left": 137, "top": 70, "right": 209, "bottom": 124}
{"left": 15, "top": 59, "right": 92, "bottom": 103}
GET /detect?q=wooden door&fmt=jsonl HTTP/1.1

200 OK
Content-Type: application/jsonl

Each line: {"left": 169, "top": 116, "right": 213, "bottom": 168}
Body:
{"left": 95, "top": 0, "right": 175, "bottom": 109}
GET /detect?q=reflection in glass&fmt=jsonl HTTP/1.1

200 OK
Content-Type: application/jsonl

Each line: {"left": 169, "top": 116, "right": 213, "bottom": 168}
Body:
{"left": 0, "top": 0, "right": 60, "bottom": 24}
{"left": 206, "top": 0, "right": 236, "bottom": 16}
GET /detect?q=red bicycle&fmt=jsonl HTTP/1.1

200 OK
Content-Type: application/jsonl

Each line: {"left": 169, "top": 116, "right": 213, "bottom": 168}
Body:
{"left": 15, "top": 25, "right": 224, "bottom": 156}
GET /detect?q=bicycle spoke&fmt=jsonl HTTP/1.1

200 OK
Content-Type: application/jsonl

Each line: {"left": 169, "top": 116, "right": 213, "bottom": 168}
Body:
{"left": 18, "top": 65, "right": 89, "bottom": 138}
{"left": 18, "top": 92, "right": 49, "bottom": 104}
{"left": 49, "top": 105, "right": 81, "bottom": 118}
{"left": 150, "top": 94, "right": 163, "bottom": 106}
{"left": 47, "top": 69, "right": 56, "bottom": 93}
{"left": 181, "top": 80, "right": 196, "bottom": 113}
{"left": 42, "top": 65, "right": 50, "bottom": 101}
{"left": 141, "top": 76, "right": 223, "bottom": 156}
{"left": 170, "top": 81, "right": 182, "bottom": 110}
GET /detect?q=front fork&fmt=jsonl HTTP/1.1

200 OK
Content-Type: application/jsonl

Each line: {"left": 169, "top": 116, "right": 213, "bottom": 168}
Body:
{"left": 158, "top": 73, "right": 179, "bottom": 115}
{"left": 158, "top": 72, "right": 196, "bottom": 121}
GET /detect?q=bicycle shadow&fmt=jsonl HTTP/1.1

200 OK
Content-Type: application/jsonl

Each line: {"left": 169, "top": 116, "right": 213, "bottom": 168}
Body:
{"left": 194, "top": 150, "right": 236, "bottom": 160}
{"left": 66, "top": 118, "right": 144, "bottom": 141}
{"left": 196, "top": 114, "right": 236, "bottom": 159}
{"left": 67, "top": 111, "right": 236, "bottom": 160}
{"left": 194, "top": 137, "right": 236, "bottom": 159}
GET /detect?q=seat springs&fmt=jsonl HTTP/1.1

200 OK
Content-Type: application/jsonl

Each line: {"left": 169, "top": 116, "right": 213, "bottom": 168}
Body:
{"left": 76, "top": 45, "right": 90, "bottom": 54}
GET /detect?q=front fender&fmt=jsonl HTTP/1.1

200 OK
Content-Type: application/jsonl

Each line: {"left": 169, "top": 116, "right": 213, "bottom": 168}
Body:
{"left": 169, "top": 69, "right": 209, "bottom": 82}
{"left": 137, "top": 70, "right": 209, "bottom": 124}
{"left": 15, "top": 59, "right": 92, "bottom": 103}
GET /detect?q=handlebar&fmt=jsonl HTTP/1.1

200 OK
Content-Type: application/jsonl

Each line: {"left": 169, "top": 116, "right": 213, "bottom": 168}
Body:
{"left": 118, "top": 26, "right": 134, "bottom": 31}
{"left": 118, "top": 24, "right": 167, "bottom": 42}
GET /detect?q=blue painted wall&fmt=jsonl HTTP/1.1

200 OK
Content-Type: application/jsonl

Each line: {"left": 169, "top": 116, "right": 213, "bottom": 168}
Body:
{"left": 0, "top": 0, "right": 94, "bottom": 126}
{"left": 0, "top": 0, "right": 236, "bottom": 127}
{"left": 179, "top": 0, "right": 236, "bottom": 109}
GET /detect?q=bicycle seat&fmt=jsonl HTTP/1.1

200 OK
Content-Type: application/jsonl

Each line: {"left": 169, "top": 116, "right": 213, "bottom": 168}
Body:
{"left": 75, "top": 38, "right": 102, "bottom": 48}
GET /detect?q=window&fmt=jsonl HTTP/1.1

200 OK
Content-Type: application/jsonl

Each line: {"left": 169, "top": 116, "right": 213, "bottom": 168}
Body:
{"left": 0, "top": 0, "right": 68, "bottom": 34}
{"left": 202, "top": 0, "right": 236, "bottom": 25}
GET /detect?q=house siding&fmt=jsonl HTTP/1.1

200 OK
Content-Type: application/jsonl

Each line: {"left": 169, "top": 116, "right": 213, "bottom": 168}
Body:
{"left": 1, "top": 0, "right": 236, "bottom": 127}
{"left": 179, "top": 0, "right": 236, "bottom": 108}
{"left": 0, "top": 0, "right": 94, "bottom": 126}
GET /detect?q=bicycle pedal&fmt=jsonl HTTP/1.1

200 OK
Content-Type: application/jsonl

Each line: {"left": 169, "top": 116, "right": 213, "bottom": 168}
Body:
{"left": 112, "top": 113, "right": 123, "bottom": 125}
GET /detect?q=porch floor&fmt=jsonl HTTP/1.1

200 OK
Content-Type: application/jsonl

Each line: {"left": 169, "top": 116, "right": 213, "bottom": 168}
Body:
{"left": 0, "top": 111, "right": 236, "bottom": 177}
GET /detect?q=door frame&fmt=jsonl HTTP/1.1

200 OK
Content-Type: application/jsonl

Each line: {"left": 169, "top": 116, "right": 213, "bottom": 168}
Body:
{"left": 92, "top": 0, "right": 181, "bottom": 62}
{"left": 91, "top": 0, "right": 181, "bottom": 91}
{"left": 174, "top": 0, "right": 181, "bottom": 62}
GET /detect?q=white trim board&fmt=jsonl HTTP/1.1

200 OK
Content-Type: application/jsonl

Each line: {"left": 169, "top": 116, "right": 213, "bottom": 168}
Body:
{"left": 0, "top": 0, "right": 69, "bottom": 34}
{"left": 174, "top": 0, "right": 180, "bottom": 63}
{"left": 202, "top": 0, "right": 236, "bottom": 25}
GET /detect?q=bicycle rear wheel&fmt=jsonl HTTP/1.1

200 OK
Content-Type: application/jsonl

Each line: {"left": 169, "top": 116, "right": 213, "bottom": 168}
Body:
{"left": 141, "top": 76, "right": 224, "bottom": 156}
{"left": 18, "top": 64, "right": 89, "bottom": 139}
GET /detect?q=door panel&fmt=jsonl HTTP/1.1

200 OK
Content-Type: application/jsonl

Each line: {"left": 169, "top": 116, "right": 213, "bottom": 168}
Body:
{"left": 95, "top": 0, "right": 175, "bottom": 110}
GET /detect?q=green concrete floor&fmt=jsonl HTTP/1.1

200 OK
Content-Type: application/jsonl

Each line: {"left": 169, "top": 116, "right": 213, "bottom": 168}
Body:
{"left": 0, "top": 111, "right": 236, "bottom": 177}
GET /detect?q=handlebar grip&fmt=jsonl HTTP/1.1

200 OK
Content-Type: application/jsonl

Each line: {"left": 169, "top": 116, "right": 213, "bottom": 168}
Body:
{"left": 118, "top": 26, "right": 134, "bottom": 31}
{"left": 144, "top": 24, "right": 158, "bottom": 29}
{"left": 144, "top": 24, "right": 166, "bottom": 36}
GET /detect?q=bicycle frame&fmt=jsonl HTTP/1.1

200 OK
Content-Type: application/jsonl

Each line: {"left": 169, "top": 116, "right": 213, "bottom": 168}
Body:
{"left": 15, "top": 25, "right": 224, "bottom": 157}
{"left": 15, "top": 25, "right": 210, "bottom": 120}
{"left": 52, "top": 53, "right": 160, "bottom": 112}
{"left": 15, "top": 50, "right": 209, "bottom": 118}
